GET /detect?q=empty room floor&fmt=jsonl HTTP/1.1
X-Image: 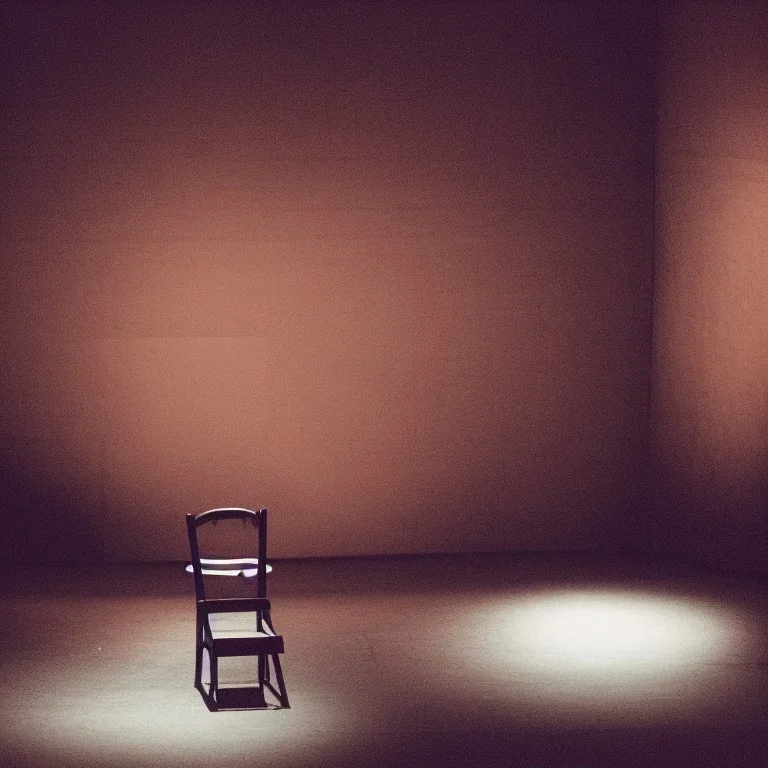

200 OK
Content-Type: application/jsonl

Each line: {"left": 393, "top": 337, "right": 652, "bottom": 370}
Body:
{"left": 1, "top": 553, "right": 766, "bottom": 768}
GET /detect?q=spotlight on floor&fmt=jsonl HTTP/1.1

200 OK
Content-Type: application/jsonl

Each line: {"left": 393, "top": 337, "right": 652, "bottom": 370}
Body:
{"left": 417, "top": 587, "right": 764, "bottom": 727}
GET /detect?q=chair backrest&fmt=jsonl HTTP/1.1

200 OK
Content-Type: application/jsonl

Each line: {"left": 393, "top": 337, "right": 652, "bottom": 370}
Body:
{"left": 186, "top": 507, "right": 269, "bottom": 602}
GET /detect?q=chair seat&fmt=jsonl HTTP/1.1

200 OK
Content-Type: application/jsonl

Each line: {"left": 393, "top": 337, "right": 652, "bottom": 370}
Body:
{"left": 207, "top": 632, "right": 285, "bottom": 657}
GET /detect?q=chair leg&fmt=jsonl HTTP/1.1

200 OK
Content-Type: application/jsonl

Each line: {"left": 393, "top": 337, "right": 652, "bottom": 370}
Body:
{"left": 209, "top": 650, "right": 218, "bottom": 705}
{"left": 258, "top": 653, "right": 267, "bottom": 687}
{"left": 194, "top": 624, "right": 203, "bottom": 690}
{"left": 271, "top": 653, "right": 289, "bottom": 708}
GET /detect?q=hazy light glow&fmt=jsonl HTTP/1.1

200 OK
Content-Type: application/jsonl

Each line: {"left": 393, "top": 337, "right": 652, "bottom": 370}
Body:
{"left": 7, "top": 608, "right": 350, "bottom": 766}
{"left": 12, "top": 685, "right": 352, "bottom": 767}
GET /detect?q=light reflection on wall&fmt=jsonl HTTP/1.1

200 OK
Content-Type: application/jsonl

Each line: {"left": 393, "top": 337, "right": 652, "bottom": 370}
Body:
{"left": 652, "top": 0, "right": 768, "bottom": 574}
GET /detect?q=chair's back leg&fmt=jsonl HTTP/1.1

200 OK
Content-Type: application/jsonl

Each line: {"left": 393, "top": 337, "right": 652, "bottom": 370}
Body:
{"left": 258, "top": 653, "right": 267, "bottom": 687}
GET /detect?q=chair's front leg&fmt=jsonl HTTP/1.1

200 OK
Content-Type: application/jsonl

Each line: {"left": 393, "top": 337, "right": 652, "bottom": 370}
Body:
{"left": 209, "top": 649, "right": 218, "bottom": 703}
{"left": 194, "top": 617, "right": 204, "bottom": 689}
{"left": 271, "top": 654, "right": 289, "bottom": 708}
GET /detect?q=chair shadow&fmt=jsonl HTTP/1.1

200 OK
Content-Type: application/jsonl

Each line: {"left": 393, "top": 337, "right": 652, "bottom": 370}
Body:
{"left": 195, "top": 681, "right": 288, "bottom": 712}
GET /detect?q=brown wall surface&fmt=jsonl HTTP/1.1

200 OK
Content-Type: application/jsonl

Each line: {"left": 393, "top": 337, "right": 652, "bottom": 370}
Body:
{"left": 1, "top": 1, "right": 655, "bottom": 561}
{"left": 652, "top": 0, "right": 768, "bottom": 576}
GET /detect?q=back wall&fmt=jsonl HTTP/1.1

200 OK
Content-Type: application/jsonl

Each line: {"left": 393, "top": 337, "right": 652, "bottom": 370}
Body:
{"left": 0, "top": 1, "right": 655, "bottom": 561}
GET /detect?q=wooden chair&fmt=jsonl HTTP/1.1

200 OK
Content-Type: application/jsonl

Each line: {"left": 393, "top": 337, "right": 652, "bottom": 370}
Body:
{"left": 186, "top": 507, "right": 289, "bottom": 710}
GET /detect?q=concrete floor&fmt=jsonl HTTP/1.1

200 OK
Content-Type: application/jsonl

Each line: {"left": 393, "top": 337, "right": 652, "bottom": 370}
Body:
{"left": 1, "top": 553, "right": 766, "bottom": 767}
